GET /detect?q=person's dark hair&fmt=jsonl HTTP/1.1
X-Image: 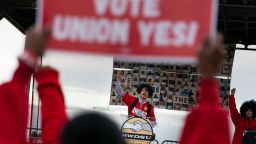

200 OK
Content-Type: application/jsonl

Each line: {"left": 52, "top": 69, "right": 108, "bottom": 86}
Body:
{"left": 136, "top": 84, "right": 154, "bottom": 97}
{"left": 240, "top": 99, "right": 256, "bottom": 118}
{"left": 61, "top": 112, "right": 125, "bottom": 144}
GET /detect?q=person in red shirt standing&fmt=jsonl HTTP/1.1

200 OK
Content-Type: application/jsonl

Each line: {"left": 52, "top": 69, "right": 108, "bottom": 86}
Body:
{"left": 179, "top": 34, "right": 231, "bottom": 144}
{"left": 229, "top": 88, "right": 256, "bottom": 144}
{"left": 115, "top": 74, "right": 156, "bottom": 127}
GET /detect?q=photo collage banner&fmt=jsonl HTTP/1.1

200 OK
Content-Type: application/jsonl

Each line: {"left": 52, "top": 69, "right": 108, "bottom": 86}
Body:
{"left": 110, "top": 44, "right": 236, "bottom": 111}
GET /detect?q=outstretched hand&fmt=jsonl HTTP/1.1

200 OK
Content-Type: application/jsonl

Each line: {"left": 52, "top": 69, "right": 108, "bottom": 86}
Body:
{"left": 198, "top": 34, "right": 226, "bottom": 78}
{"left": 116, "top": 71, "right": 124, "bottom": 82}
{"left": 231, "top": 88, "right": 236, "bottom": 95}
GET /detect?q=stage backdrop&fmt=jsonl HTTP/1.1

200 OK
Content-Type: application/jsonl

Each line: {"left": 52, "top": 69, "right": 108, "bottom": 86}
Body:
{"left": 110, "top": 44, "right": 236, "bottom": 111}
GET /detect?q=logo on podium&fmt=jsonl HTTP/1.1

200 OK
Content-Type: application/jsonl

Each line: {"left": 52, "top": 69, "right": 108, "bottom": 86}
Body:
{"left": 121, "top": 117, "right": 155, "bottom": 144}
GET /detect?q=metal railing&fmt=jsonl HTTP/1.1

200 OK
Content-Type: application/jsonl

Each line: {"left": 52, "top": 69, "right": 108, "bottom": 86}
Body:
{"left": 162, "top": 140, "right": 179, "bottom": 144}
{"left": 150, "top": 140, "right": 159, "bottom": 144}
{"left": 150, "top": 140, "right": 179, "bottom": 144}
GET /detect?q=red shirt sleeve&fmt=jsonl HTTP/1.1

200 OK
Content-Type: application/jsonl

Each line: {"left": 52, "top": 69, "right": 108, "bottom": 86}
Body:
{"left": 229, "top": 95, "right": 240, "bottom": 125}
{"left": 122, "top": 93, "right": 135, "bottom": 106}
{"left": 34, "top": 68, "right": 68, "bottom": 144}
{"left": 180, "top": 78, "right": 231, "bottom": 144}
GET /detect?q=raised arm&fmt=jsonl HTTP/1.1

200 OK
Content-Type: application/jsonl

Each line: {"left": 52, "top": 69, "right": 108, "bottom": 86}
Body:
{"left": 35, "top": 67, "right": 68, "bottom": 144}
{"left": 180, "top": 34, "right": 231, "bottom": 144}
{"left": 0, "top": 26, "right": 48, "bottom": 144}
{"left": 229, "top": 88, "right": 240, "bottom": 124}
{"left": 114, "top": 71, "right": 125, "bottom": 97}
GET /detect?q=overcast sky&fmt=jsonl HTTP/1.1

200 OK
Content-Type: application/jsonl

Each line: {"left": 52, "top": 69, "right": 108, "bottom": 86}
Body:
{"left": 231, "top": 50, "right": 256, "bottom": 109}
{"left": 0, "top": 19, "right": 25, "bottom": 83}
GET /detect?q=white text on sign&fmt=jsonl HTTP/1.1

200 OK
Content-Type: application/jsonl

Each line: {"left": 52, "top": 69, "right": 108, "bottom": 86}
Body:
{"left": 52, "top": 0, "right": 199, "bottom": 48}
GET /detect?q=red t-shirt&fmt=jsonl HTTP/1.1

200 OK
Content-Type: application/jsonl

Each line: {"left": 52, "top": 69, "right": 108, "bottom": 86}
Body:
{"left": 122, "top": 93, "right": 156, "bottom": 122}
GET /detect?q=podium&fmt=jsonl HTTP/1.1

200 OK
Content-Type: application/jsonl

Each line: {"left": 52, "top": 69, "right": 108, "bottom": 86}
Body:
{"left": 120, "top": 116, "right": 155, "bottom": 144}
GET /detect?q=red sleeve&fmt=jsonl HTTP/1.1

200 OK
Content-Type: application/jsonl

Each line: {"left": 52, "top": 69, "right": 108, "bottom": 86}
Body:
{"left": 180, "top": 109, "right": 230, "bottom": 144}
{"left": 229, "top": 95, "right": 240, "bottom": 124}
{"left": 122, "top": 93, "right": 135, "bottom": 106}
{"left": 34, "top": 68, "right": 68, "bottom": 144}
{"left": 180, "top": 78, "right": 231, "bottom": 144}
{"left": 0, "top": 60, "right": 33, "bottom": 144}
{"left": 198, "top": 78, "right": 219, "bottom": 104}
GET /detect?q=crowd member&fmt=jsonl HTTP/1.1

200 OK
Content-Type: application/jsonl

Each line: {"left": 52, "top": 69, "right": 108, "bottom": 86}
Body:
{"left": 61, "top": 112, "right": 125, "bottom": 144}
{"left": 31, "top": 27, "right": 124, "bottom": 144}
{"left": 0, "top": 25, "right": 125, "bottom": 144}
{"left": 40, "top": 68, "right": 126, "bottom": 144}
{"left": 179, "top": 35, "right": 231, "bottom": 144}
{"left": 115, "top": 74, "right": 156, "bottom": 126}
{"left": 34, "top": 66, "right": 68, "bottom": 144}
{"left": 0, "top": 26, "right": 61, "bottom": 144}
{"left": 229, "top": 88, "right": 256, "bottom": 144}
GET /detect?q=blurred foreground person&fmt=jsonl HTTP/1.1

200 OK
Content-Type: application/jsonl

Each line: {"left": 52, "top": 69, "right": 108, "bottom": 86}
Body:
{"left": 0, "top": 25, "right": 124, "bottom": 144}
{"left": 179, "top": 35, "right": 231, "bottom": 144}
{"left": 229, "top": 88, "right": 256, "bottom": 144}
{"left": 0, "top": 25, "right": 67, "bottom": 144}
{"left": 31, "top": 27, "right": 124, "bottom": 144}
{"left": 34, "top": 66, "right": 68, "bottom": 144}
{"left": 61, "top": 112, "right": 125, "bottom": 144}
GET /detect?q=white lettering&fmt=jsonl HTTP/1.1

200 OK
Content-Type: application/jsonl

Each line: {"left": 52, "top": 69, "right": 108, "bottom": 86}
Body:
{"left": 127, "top": 134, "right": 134, "bottom": 138}
{"left": 146, "top": 136, "right": 152, "bottom": 140}
{"left": 186, "top": 22, "right": 199, "bottom": 46}
{"left": 172, "top": 21, "right": 186, "bottom": 47}
{"left": 143, "top": 0, "right": 160, "bottom": 18}
{"left": 83, "top": 18, "right": 96, "bottom": 43}
{"left": 154, "top": 21, "right": 171, "bottom": 46}
{"left": 111, "top": 0, "right": 129, "bottom": 16}
{"left": 69, "top": 17, "right": 89, "bottom": 42}
{"left": 137, "top": 20, "right": 199, "bottom": 47}
{"left": 134, "top": 135, "right": 145, "bottom": 139}
{"left": 111, "top": 19, "right": 130, "bottom": 44}
{"left": 94, "top": 18, "right": 111, "bottom": 43}
{"left": 94, "top": 0, "right": 109, "bottom": 15}
{"left": 52, "top": 15, "right": 130, "bottom": 45}
{"left": 130, "top": 0, "right": 141, "bottom": 17}
{"left": 53, "top": 15, "right": 71, "bottom": 41}
{"left": 94, "top": 0, "right": 160, "bottom": 17}
{"left": 138, "top": 21, "right": 155, "bottom": 46}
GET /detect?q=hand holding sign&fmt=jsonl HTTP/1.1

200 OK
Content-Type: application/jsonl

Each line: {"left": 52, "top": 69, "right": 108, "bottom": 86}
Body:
{"left": 25, "top": 26, "right": 51, "bottom": 57}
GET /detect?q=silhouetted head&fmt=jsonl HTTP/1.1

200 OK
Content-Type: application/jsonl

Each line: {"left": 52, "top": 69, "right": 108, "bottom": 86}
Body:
{"left": 240, "top": 100, "right": 256, "bottom": 119}
{"left": 136, "top": 84, "right": 154, "bottom": 99}
{"left": 61, "top": 112, "right": 125, "bottom": 144}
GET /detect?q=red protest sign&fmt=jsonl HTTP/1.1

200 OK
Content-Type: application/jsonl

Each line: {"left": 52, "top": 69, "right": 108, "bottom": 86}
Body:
{"left": 39, "top": 0, "right": 217, "bottom": 60}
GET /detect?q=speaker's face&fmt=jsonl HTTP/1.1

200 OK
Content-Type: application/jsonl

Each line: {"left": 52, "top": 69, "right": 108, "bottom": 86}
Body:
{"left": 246, "top": 109, "right": 253, "bottom": 118}
{"left": 140, "top": 88, "right": 148, "bottom": 99}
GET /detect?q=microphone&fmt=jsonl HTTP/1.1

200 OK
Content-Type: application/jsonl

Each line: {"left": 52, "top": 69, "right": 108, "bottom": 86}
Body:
{"left": 248, "top": 116, "right": 251, "bottom": 130}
